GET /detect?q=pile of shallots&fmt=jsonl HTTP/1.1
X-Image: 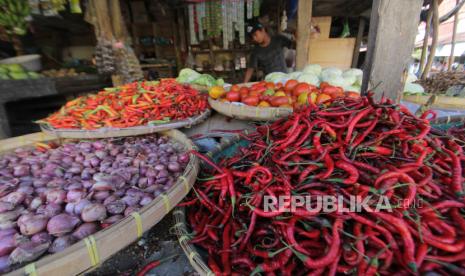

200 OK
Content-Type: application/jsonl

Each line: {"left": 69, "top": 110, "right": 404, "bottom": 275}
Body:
{"left": 0, "top": 135, "right": 189, "bottom": 272}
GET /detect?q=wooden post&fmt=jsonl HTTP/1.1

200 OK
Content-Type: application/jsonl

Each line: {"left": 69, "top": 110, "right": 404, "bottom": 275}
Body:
{"left": 419, "top": 7, "right": 433, "bottom": 75}
{"left": 351, "top": 17, "right": 365, "bottom": 68}
{"left": 362, "top": 0, "right": 423, "bottom": 102}
{"left": 421, "top": 0, "right": 439, "bottom": 79}
{"left": 449, "top": 0, "right": 460, "bottom": 70}
{"left": 296, "top": 0, "right": 312, "bottom": 70}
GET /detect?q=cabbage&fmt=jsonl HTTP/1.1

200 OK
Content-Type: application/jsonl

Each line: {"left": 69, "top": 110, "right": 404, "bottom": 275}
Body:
{"left": 192, "top": 74, "right": 217, "bottom": 87}
{"left": 321, "top": 67, "right": 343, "bottom": 82}
{"left": 406, "top": 73, "right": 418, "bottom": 84}
{"left": 324, "top": 76, "right": 347, "bottom": 88}
{"left": 216, "top": 78, "right": 225, "bottom": 86}
{"left": 176, "top": 68, "right": 201, "bottom": 83}
{"left": 302, "top": 64, "right": 322, "bottom": 76}
{"left": 297, "top": 73, "right": 320, "bottom": 86}
{"left": 343, "top": 69, "right": 363, "bottom": 86}
{"left": 265, "top": 72, "right": 287, "bottom": 82}
{"left": 288, "top": 71, "right": 302, "bottom": 80}
{"left": 404, "top": 82, "right": 424, "bottom": 94}
{"left": 344, "top": 85, "right": 361, "bottom": 93}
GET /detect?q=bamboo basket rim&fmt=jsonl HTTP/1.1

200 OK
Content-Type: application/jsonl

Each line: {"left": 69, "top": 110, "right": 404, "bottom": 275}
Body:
{"left": 208, "top": 97, "right": 293, "bottom": 121}
{"left": 173, "top": 134, "right": 244, "bottom": 276}
{"left": 38, "top": 109, "right": 211, "bottom": 139}
{"left": 3, "top": 130, "right": 199, "bottom": 276}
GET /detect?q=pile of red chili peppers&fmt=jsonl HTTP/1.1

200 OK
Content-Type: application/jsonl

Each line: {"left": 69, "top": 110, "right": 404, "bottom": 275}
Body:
{"left": 39, "top": 79, "right": 208, "bottom": 130}
{"left": 182, "top": 94, "right": 465, "bottom": 275}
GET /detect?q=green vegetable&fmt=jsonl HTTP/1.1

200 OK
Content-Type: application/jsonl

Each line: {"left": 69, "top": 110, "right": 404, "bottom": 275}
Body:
{"left": 216, "top": 78, "right": 225, "bottom": 86}
{"left": 193, "top": 74, "right": 217, "bottom": 87}
{"left": 297, "top": 73, "right": 320, "bottom": 86}
{"left": 264, "top": 89, "right": 275, "bottom": 96}
{"left": 302, "top": 64, "right": 322, "bottom": 77}
{"left": 176, "top": 68, "right": 201, "bottom": 83}
{"left": 265, "top": 72, "right": 288, "bottom": 83}
{"left": 342, "top": 69, "right": 363, "bottom": 86}
{"left": 403, "top": 83, "right": 425, "bottom": 94}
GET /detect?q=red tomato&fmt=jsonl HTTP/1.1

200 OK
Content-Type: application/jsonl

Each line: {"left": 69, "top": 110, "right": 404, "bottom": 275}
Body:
{"left": 346, "top": 92, "right": 361, "bottom": 98}
{"left": 249, "top": 89, "right": 263, "bottom": 97}
{"left": 292, "top": 83, "right": 311, "bottom": 97}
{"left": 322, "top": 86, "right": 344, "bottom": 95}
{"left": 319, "top": 82, "right": 330, "bottom": 89}
{"left": 251, "top": 82, "right": 266, "bottom": 90}
{"left": 316, "top": 93, "right": 332, "bottom": 105}
{"left": 242, "top": 96, "right": 260, "bottom": 106}
{"left": 239, "top": 87, "right": 249, "bottom": 100}
{"left": 330, "top": 91, "right": 345, "bottom": 99}
{"left": 265, "top": 82, "right": 275, "bottom": 90}
{"left": 260, "top": 95, "right": 272, "bottom": 102}
{"left": 275, "top": 82, "right": 284, "bottom": 90}
{"left": 284, "top": 80, "right": 299, "bottom": 93}
{"left": 270, "top": 96, "right": 290, "bottom": 107}
{"left": 230, "top": 84, "right": 240, "bottom": 92}
{"left": 226, "top": 91, "right": 241, "bottom": 102}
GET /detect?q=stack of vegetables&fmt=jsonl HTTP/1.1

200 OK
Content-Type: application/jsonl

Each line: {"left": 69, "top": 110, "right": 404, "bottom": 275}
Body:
{"left": 182, "top": 94, "right": 465, "bottom": 275}
{"left": 38, "top": 79, "right": 208, "bottom": 130}
{"left": 176, "top": 68, "right": 224, "bottom": 88}
{"left": 209, "top": 80, "right": 359, "bottom": 108}
{"left": 265, "top": 65, "right": 363, "bottom": 93}
{"left": 0, "top": 134, "right": 189, "bottom": 272}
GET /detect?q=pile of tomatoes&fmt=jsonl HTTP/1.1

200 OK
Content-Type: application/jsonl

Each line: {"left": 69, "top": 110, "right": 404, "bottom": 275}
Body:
{"left": 212, "top": 80, "right": 360, "bottom": 108}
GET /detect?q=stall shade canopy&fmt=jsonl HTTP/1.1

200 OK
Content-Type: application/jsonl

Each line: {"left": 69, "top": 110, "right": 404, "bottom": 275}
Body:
{"left": 435, "top": 42, "right": 465, "bottom": 56}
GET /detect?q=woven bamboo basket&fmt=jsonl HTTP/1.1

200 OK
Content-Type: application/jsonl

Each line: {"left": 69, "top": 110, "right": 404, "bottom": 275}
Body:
{"left": 208, "top": 98, "right": 293, "bottom": 121}
{"left": 1, "top": 130, "right": 199, "bottom": 276}
{"left": 38, "top": 109, "right": 211, "bottom": 139}
{"left": 403, "top": 94, "right": 465, "bottom": 110}
{"left": 173, "top": 135, "right": 243, "bottom": 276}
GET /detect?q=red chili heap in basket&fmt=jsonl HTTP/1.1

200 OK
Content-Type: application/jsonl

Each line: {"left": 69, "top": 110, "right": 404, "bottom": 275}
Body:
{"left": 40, "top": 79, "right": 208, "bottom": 130}
{"left": 182, "top": 94, "right": 465, "bottom": 275}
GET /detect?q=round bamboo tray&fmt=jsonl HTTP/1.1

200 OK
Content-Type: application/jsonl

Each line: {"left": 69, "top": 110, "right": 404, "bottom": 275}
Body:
{"left": 38, "top": 109, "right": 211, "bottom": 139}
{"left": 1, "top": 130, "right": 199, "bottom": 276}
{"left": 403, "top": 94, "right": 465, "bottom": 110}
{"left": 208, "top": 98, "right": 293, "bottom": 121}
{"left": 173, "top": 135, "right": 243, "bottom": 276}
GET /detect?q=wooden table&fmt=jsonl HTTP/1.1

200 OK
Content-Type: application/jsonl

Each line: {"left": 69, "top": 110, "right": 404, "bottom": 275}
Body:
{"left": 0, "top": 75, "right": 111, "bottom": 138}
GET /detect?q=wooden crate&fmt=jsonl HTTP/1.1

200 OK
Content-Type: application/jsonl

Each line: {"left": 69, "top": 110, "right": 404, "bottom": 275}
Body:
{"left": 309, "top": 38, "right": 356, "bottom": 69}
{"left": 308, "top": 17, "right": 356, "bottom": 69}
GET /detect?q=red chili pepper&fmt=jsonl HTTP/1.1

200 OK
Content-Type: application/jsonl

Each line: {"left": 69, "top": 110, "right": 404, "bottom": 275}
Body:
{"left": 289, "top": 219, "right": 343, "bottom": 269}
{"left": 345, "top": 107, "right": 373, "bottom": 144}
{"left": 221, "top": 223, "right": 232, "bottom": 274}
{"left": 327, "top": 160, "right": 359, "bottom": 184}
{"left": 373, "top": 212, "right": 417, "bottom": 273}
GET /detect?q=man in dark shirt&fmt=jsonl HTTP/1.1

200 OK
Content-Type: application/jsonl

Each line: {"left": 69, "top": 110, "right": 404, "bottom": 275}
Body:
{"left": 243, "top": 22, "right": 293, "bottom": 83}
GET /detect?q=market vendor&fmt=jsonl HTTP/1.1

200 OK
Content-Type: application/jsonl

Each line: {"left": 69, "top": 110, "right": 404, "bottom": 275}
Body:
{"left": 243, "top": 21, "right": 294, "bottom": 83}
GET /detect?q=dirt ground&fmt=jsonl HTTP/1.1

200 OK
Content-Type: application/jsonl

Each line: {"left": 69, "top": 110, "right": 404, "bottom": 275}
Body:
{"left": 87, "top": 212, "right": 183, "bottom": 276}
